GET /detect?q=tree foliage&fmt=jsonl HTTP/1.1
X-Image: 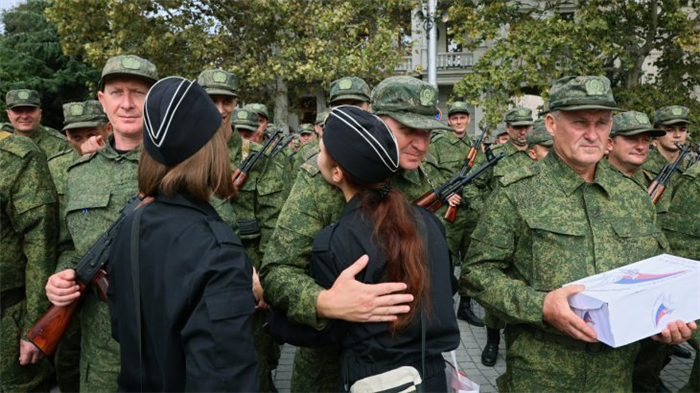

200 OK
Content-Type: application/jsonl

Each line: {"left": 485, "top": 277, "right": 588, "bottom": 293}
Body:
{"left": 0, "top": 0, "right": 100, "bottom": 129}
{"left": 46, "top": 0, "right": 416, "bottom": 121}
{"left": 448, "top": 0, "right": 700, "bottom": 127}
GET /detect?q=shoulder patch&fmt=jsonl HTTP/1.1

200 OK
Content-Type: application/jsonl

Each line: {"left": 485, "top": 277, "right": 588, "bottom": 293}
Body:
{"left": 0, "top": 135, "right": 38, "bottom": 159}
{"left": 500, "top": 164, "right": 539, "bottom": 187}
{"left": 206, "top": 218, "right": 242, "bottom": 246}
{"left": 301, "top": 152, "right": 321, "bottom": 176}
{"left": 430, "top": 132, "right": 445, "bottom": 143}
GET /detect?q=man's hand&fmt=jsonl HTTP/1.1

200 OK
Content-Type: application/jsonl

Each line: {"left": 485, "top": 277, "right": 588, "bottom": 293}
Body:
{"left": 447, "top": 193, "right": 461, "bottom": 207}
{"left": 80, "top": 135, "right": 106, "bottom": 155}
{"left": 316, "top": 255, "right": 413, "bottom": 322}
{"left": 19, "top": 339, "right": 43, "bottom": 365}
{"left": 543, "top": 284, "right": 597, "bottom": 343}
{"left": 651, "top": 320, "right": 697, "bottom": 345}
{"left": 252, "top": 268, "right": 269, "bottom": 311}
{"left": 45, "top": 269, "right": 81, "bottom": 307}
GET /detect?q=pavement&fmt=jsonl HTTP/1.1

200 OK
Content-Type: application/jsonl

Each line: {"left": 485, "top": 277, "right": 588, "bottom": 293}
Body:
{"left": 272, "top": 297, "right": 696, "bottom": 392}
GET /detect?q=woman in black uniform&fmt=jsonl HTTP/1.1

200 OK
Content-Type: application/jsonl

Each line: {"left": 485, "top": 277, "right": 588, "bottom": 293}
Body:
{"left": 107, "top": 77, "right": 258, "bottom": 392}
{"left": 311, "top": 105, "right": 460, "bottom": 391}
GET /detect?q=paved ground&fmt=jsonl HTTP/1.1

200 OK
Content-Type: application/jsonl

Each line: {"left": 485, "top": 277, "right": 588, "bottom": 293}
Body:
{"left": 272, "top": 297, "right": 696, "bottom": 392}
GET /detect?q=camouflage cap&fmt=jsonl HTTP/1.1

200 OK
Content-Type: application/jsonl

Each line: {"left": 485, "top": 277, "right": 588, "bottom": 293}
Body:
{"left": 526, "top": 119, "right": 553, "bottom": 146}
{"left": 6, "top": 89, "right": 41, "bottom": 109}
{"left": 371, "top": 76, "right": 451, "bottom": 131}
{"left": 197, "top": 69, "right": 238, "bottom": 97}
{"left": 62, "top": 100, "right": 108, "bottom": 132}
{"left": 504, "top": 107, "right": 534, "bottom": 126}
{"left": 243, "top": 103, "right": 270, "bottom": 119}
{"left": 100, "top": 55, "right": 158, "bottom": 88}
{"left": 330, "top": 76, "right": 371, "bottom": 104}
{"left": 232, "top": 108, "right": 259, "bottom": 131}
{"left": 611, "top": 111, "right": 665, "bottom": 138}
{"left": 654, "top": 105, "right": 690, "bottom": 126}
{"left": 315, "top": 110, "right": 329, "bottom": 126}
{"left": 548, "top": 76, "right": 622, "bottom": 112}
{"left": 298, "top": 123, "right": 315, "bottom": 135}
{"left": 493, "top": 124, "right": 508, "bottom": 137}
{"left": 448, "top": 101, "right": 470, "bottom": 116}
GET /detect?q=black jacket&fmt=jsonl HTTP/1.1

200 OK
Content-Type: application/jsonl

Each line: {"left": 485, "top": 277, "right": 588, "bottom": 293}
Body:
{"left": 269, "top": 196, "right": 460, "bottom": 389}
{"left": 107, "top": 192, "right": 259, "bottom": 392}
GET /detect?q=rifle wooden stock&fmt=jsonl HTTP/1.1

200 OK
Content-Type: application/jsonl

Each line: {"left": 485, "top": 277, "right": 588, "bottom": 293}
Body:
{"left": 232, "top": 171, "right": 248, "bottom": 189}
{"left": 26, "top": 282, "right": 85, "bottom": 356}
{"left": 650, "top": 184, "right": 665, "bottom": 205}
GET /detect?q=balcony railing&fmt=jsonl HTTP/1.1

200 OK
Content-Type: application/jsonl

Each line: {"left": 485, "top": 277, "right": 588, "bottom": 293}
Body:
{"left": 395, "top": 52, "right": 474, "bottom": 73}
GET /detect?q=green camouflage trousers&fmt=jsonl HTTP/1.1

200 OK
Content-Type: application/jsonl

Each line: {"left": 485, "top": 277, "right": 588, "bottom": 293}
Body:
{"left": 291, "top": 346, "right": 340, "bottom": 392}
{"left": 0, "top": 300, "right": 53, "bottom": 392}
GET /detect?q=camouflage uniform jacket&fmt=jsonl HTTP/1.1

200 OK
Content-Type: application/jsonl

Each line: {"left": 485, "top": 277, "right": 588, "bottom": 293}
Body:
{"left": 228, "top": 134, "right": 289, "bottom": 269}
{"left": 293, "top": 139, "right": 319, "bottom": 172}
{"left": 48, "top": 148, "right": 80, "bottom": 272}
{"left": 260, "top": 151, "right": 447, "bottom": 328}
{"left": 463, "top": 141, "right": 533, "bottom": 214}
{"left": 0, "top": 135, "right": 58, "bottom": 332}
{"left": 27, "top": 125, "right": 70, "bottom": 160}
{"left": 462, "top": 151, "right": 667, "bottom": 391}
{"left": 658, "top": 162, "right": 700, "bottom": 259}
{"left": 428, "top": 131, "right": 472, "bottom": 175}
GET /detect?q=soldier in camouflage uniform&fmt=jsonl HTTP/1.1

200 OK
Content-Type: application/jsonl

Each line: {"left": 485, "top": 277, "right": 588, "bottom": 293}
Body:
{"left": 261, "top": 76, "right": 453, "bottom": 392}
{"left": 428, "top": 101, "right": 484, "bottom": 328}
{"left": 606, "top": 111, "right": 665, "bottom": 186}
{"left": 1, "top": 133, "right": 57, "bottom": 392}
{"left": 461, "top": 75, "right": 696, "bottom": 392}
{"left": 198, "top": 69, "right": 289, "bottom": 392}
{"left": 329, "top": 76, "right": 371, "bottom": 110}
{"left": 641, "top": 106, "right": 692, "bottom": 213}
{"left": 243, "top": 103, "right": 271, "bottom": 144}
{"left": 491, "top": 123, "right": 510, "bottom": 146}
{"left": 5, "top": 89, "right": 70, "bottom": 158}
{"left": 525, "top": 118, "right": 553, "bottom": 161}
{"left": 47, "top": 100, "right": 110, "bottom": 393}
{"left": 297, "top": 123, "right": 316, "bottom": 145}
{"left": 465, "top": 106, "right": 536, "bottom": 366}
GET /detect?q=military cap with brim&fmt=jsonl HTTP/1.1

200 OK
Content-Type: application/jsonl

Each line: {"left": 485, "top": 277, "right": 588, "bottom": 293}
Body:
{"left": 611, "top": 111, "right": 665, "bottom": 138}
{"left": 143, "top": 77, "right": 222, "bottom": 166}
{"left": 62, "top": 100, "right": 108, "bottom": 132}
{"left": 315, "top": 110, "right": 329, "bottom": 126}
{"left": 371, "top": 76, "right": 451, "bottom": 131}
{"left": 233, "top": 108, "right": 259, "bottom": 131}
{"left": 526, "top": 119, "right": 553, "bottom": 146}
{"left": 244, "top": 103, "right": 270, "bottom": 119}
{"left": 6, "top": 89, "right": 41, "bottom": 109}
{"left": 330, "top": 77, "right": 371, "bottom": 104}
{"left": 504, "top": 107, "right": 534, "bottom": 126}
{"left": 549, "top": 76, "right": 623, "bottom": 112}
{"left": 298, "top": 123, "right": 315, "bottom": 135}
{"left": 654, "top": 105, "right": 690, "bottom": 126}
{"left": 100, "top": 55, "right": 158, "bottom": 89}
{"left": 448, "top": 101, "right": 470, "bottom": 116}
{"left": 197, "top": 69, "right": 238, "bottom": 97}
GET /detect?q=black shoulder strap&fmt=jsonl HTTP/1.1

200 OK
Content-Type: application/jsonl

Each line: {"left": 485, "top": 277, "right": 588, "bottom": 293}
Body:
{"left": 130, "top": 205, "right": 146, "bottom": 392}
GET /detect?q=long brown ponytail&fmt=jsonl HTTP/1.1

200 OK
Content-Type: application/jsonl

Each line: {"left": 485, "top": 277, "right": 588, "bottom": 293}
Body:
{"left": 343, "top": 170, "right": 431, "bottom": 333}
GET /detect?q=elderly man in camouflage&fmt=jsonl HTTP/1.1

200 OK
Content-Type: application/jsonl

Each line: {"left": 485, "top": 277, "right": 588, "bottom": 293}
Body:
{"left": 461, "top": 75, "right": 696, "bottom": 392}
{"left": 261, "top": 76, "right": 453, "bottom": 392}
{"left": 659, "top": 152, "right": 700, "bottom": 392}
{"left": 5, "top": 89, "right": 70, "bottom": 158}
{"left": 0, "top": 133, "right": 58, "bottom": 392}
{"left": 429, "top": 101, "right": 484, "bottom": 327}
{"left": 198, "top": 68, "right": 289, "bottom": 392}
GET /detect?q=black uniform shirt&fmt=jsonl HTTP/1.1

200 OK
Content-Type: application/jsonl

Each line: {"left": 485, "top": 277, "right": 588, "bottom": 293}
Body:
{"left": 107, "top": 191, "right": 259, "bottom": 392}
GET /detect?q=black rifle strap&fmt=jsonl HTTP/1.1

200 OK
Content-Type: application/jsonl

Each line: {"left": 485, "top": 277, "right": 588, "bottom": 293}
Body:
{"left": 130, "top": 205, "right": 146, "bottom": 392}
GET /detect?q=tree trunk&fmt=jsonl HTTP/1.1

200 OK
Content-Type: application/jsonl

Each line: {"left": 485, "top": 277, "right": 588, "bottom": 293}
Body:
{"left": 273, "top": 75, "right": 289, "bottom": 132}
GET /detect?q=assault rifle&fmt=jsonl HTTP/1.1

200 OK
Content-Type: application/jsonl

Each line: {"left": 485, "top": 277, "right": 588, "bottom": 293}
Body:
{"left": 26, "top": 196, "right": 145, "bottom": 356}
{"left": 414, "top": 151, "right": 505, "bottom": 222}
{"left": 271, "top": 133, "right": 295, "bottom": 159}
{"left": 648, "top": 142, "right": 691, "bottom": 205}
{"left": 232, "top": 126, "right": 283, "bottom": 189}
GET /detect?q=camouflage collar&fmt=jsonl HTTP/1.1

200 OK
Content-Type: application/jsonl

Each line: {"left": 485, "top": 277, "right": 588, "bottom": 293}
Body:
{"left": 545, "top": 150, "right": 611, "bottom": 197}
{"left": 99, "top": 133, "right": 141, "bottom": 161}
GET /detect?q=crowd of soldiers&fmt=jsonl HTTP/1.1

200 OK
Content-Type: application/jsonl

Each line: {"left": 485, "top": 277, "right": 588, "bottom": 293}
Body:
{"left": 1, "top": 52, "right": 699, "bottom": 393}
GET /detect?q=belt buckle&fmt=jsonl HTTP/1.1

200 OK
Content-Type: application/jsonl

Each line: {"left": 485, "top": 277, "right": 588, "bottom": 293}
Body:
{"left": 585, "top": 342, "right": 607, "bottom": 355}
